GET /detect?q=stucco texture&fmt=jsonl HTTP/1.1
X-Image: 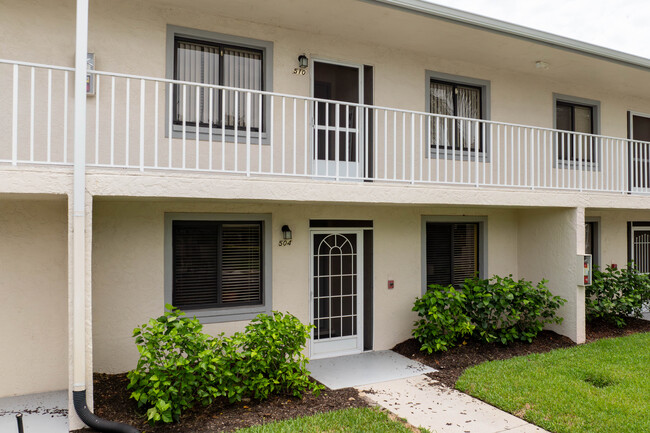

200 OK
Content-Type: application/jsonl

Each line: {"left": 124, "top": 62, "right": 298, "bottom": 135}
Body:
{"left": 91, "top": 199, "right": 522, "bottom": 373}
{"left": 0, "top": 198, "right": 68, "bottom": 397}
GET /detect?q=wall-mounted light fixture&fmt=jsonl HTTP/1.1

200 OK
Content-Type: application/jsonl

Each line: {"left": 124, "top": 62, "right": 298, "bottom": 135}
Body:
{"left": 281, "top": 225, "right": 292, "bottom": 240}
{"left": 298, "top": 54, "right": 309, "bottom": 69}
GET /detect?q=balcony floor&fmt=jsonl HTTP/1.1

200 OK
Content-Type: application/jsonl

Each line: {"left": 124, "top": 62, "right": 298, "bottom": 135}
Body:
{"left": 0, "top": 391, "right": 68, "bottom": 433}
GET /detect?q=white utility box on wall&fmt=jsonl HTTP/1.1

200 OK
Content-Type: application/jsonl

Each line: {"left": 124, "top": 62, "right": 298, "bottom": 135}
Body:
{"left": 578, "top": 254, "right": 592, "bottom": 286}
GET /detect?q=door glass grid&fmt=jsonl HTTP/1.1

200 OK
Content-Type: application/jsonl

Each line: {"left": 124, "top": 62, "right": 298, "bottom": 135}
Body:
{"left": 313, "top": 233, "right": 358, "bottom": 340}
{"left": 633, "top": 229, "right": 650, "bottom": 274}
{"left": 632, "top": 228, "right": 650, "bottom": 313}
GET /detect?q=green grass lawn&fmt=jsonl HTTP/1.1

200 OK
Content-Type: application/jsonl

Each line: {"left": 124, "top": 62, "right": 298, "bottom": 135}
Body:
{"left": 233, "top": 407, "right": 423, "bottom": 433}
{"left": 456, "top": 332, "right": 650, "bottom": 433}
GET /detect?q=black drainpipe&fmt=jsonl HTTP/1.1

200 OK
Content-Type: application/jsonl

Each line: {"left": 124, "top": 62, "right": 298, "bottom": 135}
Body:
{"left": 73, "top": 390, "right": 140, "bottom": 433}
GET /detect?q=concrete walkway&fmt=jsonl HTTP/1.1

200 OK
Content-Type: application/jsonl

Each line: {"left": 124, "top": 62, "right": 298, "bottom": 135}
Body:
{"left": 357, "top": 374, "right": 548, "bottom": 433}
{"left": 308, "top": 350, "right": 435, "bottom": 389}
{"left": 0, "top": 390, "right": 68, "bottom": 433}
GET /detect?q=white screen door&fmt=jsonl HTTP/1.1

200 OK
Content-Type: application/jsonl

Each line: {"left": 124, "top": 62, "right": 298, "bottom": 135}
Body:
{"left": 312, "top": 61, "right": 363, "bottom": 179}
{"left": 310, "top": 230, "right": 363, "bottom": 358}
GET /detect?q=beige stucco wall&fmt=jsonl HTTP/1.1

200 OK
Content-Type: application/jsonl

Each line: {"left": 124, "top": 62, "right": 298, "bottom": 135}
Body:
{"left": 586, "top": 209, "right": 650, "bottom": 269}
{"left": 0, "top": 198, "right": 68, "bottom": 397}
{"left": 92, "top": 199, "right": 520, "bottom": 373}
{"left": 517, "top": 207, "right": 584, "bottom": 343}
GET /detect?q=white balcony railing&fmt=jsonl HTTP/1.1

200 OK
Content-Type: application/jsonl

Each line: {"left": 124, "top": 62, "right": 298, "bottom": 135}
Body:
{"left": 3, "top": 58, "right": 650, "bottom": 194}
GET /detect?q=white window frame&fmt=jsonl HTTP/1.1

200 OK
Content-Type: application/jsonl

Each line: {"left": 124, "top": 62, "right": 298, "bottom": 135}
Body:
{"left": 165, "top": 25, "right": 274, "bottom": 143}
{"left": 164, "top": 213, "right": 272, "bottom": 323}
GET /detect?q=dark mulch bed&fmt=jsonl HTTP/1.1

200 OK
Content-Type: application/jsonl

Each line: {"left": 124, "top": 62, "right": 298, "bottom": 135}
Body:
{"left": 585, "top": 316, "right": 650, "bottom": 342}
{"left": 393, "top": 330, "right": 575, "bottom": 388}
{"left": 393, "top": 317, "right": 650, "bottom": 388}
{"left": 75, "top": 373, "right": 367, "bottom": 433}
{"left": 76, "top": 317, "right": 650, "bottom": 432}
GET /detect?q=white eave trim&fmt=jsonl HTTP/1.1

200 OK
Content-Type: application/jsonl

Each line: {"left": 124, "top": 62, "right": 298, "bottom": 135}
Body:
{"left": 369, "top": 0, "right": 650, "bottom": 71}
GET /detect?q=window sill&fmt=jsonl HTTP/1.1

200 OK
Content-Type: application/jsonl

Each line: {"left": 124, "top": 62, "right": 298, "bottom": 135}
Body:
{"left": 428, "top": 149, "right": 490, "bottom": 162}
{"left": 182, "top": 304, "right": 270, "bottom": 324}
{"left": 170, "top": 125, "right": 270, "bottom": 145}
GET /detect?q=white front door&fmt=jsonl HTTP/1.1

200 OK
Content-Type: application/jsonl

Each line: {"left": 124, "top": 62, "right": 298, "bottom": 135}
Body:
{"left": 310, "top": 230, "right": 364, "bottom": 358}
{"left": 312, "top": 60, "right": 364, "bottom": 180}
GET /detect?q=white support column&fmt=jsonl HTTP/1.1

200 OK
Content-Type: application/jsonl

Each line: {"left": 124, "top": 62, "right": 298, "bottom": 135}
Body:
{"left": 70, "top": 0, "right": 89, "bottom": 429}
{"left": 517, "top": 207, "right": 586, "bottom": 344}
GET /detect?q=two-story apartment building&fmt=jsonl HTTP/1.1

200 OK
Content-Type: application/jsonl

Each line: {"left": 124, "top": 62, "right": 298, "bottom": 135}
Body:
{"left": 2, "top": 0, "right": 650, "bottom": 430}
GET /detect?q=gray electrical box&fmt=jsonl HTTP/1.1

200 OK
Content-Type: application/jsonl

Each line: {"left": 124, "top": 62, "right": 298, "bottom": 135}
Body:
{"left": 86, "top": 53, "right": 95, "bottom": 95}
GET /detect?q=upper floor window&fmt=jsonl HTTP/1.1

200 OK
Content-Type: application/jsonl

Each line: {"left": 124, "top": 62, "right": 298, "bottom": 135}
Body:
{"left": 174, "top": 38, "right": 263, "bottom": 130}
{"left": 554, "top": 95, "right": 600, "bottom": 163}
{"left": 166, "top": 26, "right": 273, "bottom": 137}
{"left": 426, "top": 72, "right": 489, "bottom": 155}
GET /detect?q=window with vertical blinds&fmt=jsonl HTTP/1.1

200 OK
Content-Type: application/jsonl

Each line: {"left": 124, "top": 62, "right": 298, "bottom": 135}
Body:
{"left": 429, "top": 80, "right": 483, "bottom": 152}
{"left": 426, "top": 222, "right": 479, "bottom": 287}
{"left": 556, "top": 101, "right": 596, "bottom": 163}
{"left": 172, "top": 220, "right": 263, "bottom": 309}
{"left": 174, "top": 38, "right": 264, "bottom": 131}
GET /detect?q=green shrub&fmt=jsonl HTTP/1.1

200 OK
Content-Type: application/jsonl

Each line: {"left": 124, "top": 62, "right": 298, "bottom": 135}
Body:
{"left": 463, "top": 275, "right": 566, "bottom": 344}
{"left": 412, "top": 285, "right": 475, "bottom": 353}
{"left": 214, "top": 311, "right": 322, "bottom": 403}
{"left": 127, "top": 306, "right": 321, "bottom": 424}
{"left": 412, "top": 276, "right": 566, "bottom": 352}
{"left": 126, "top": 305, "right": 223, "bottom": 423}
{"left": 586, "top": 264, "right": 650, "bottom": 327}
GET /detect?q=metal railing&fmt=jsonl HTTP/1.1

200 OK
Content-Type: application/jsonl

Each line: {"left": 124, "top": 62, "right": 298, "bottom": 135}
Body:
{"left": 3, "top": 58, "right": 650, "bottom": 194}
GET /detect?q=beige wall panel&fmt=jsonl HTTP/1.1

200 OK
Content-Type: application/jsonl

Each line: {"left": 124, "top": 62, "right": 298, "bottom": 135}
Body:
{"left": 0, "top": 198, "right": 68, "bottom": 397}
{"left": 92, "top": 200, "right": 520, "bottom": 373}
{"left": 517, "top": 207, "right": 584, "bottom": 343}
{"left": 586, "top": 209, "right": 650, "bottom": 268}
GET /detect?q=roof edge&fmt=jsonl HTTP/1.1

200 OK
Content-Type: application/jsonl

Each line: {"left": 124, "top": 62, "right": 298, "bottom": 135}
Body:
{"left": 369, "top": 0, "right": 650, "bottom": 71}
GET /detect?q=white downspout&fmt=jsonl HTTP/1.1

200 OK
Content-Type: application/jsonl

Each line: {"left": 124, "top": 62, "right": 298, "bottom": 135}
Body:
{"left": 72, "top": 0, "right": 88, "bottom": 394}
{"left": 71, "top": 3, "right": 139, "bottom": 431}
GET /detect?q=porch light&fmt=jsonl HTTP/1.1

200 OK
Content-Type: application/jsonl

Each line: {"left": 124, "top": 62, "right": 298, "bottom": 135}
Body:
{"left": 282, "top": 225, "right": 292, "bottom": 240}
{"left": 298, "top": 54, "right": 309, "bottom": 69}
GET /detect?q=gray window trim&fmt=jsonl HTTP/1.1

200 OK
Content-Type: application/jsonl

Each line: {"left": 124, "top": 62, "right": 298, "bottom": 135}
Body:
{"left": 420, "top": 215, "right": 487, "bottom": 294}
{"left": 165, "top": 25, "right": 274, "bottom": 143}
{"left": 164, "top": 212, "right": 272, "bottom": 323}
{"left": 553, "top": 93, "right": 602, "bottom": 170}
{"left": 425, "top": 71, "right": 491, "bottom": 161}
{"left": 585, "top": 216, "right": 600, "bottom": 267}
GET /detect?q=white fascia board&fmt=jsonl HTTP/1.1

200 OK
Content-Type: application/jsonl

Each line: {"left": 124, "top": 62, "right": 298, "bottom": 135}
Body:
{"left": 368, "top": 0, "right": 650, "bottom": 71}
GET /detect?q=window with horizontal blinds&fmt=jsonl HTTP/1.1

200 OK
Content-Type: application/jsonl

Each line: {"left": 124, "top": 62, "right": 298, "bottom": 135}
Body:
{"left": 172, "top": 220, "right": 263, "bottom": 309}
{"left": 426, "top": 222, "right": 479, "bottom": 287}
{"left": 429, "top": 80, "right": 483, "bottom": 152}
{"left": 173, "top": 37, "right": 263, "bottom": 130}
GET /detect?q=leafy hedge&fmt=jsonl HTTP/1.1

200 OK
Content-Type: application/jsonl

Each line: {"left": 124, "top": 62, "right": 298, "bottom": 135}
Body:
{"left": 127, "top": 306, "right": 321, "bottom": 424}
{"left": 413, "top": 275, "right": 566, "bottom": 352}
{"left": 586, "top": 264, "right": 650, "bottom": 327}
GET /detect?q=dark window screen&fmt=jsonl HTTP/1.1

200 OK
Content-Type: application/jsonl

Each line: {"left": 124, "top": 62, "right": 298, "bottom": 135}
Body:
{"left": 426, "top": 222, "right": 479, "bottom": 287}
{"left": 172, "top": 220, "right": 263, "bottom": 309}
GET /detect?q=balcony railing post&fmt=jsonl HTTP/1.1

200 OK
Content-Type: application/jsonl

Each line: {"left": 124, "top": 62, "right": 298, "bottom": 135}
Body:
{"left": 140, "top": 79, "right": 145, "bottom": 172}
{"left": 11, "top": 64, "right": 18, "bottom": 166}
{"left": 246, "top": 91, "right": 251, "bottom": 177}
